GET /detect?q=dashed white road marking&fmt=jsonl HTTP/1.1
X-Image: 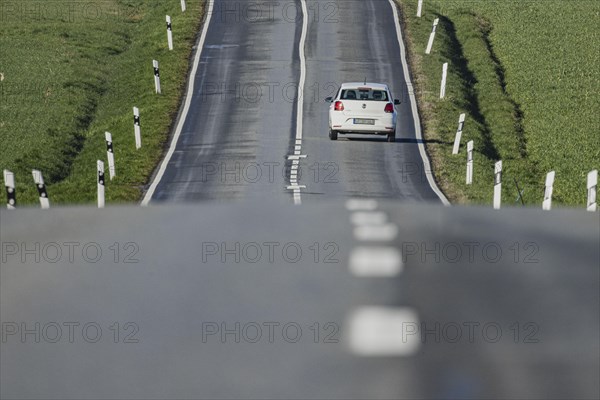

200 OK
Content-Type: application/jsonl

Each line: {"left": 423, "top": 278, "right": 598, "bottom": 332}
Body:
{"left": 286, "top": 0, "right": 309, "bottom": 206}
{"left": 345, "top": 199, "right": 379, "bottom": 211}
{"left": 141, "top": 0, "right": 215, "bottom": 206}
{"left": 353, "top": 224, "right": 398, "bottom": 241}
{"left": 349, "top": 246, "right": 403, "bottom": 277}
{"left": 350, "top": 211, "right": 388, "bottom": 226}
{"left": 286, "top": 155, "right": 307, "bottom": 160}
{"left": 348, "top": 306, "right": 421, "bottom": 356}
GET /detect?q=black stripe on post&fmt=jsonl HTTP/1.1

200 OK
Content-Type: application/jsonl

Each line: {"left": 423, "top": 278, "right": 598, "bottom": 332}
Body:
{"left": 36, "top": 182, "right": 48, "bottom": 199}
{"left": 98, "top": 170, "right": 105, "bottom": 186}
{"left": 154, "top": 66, "right": 160, "bottom": 78}
{"left": 134, "top": 115, "right": 140, "bottom": 126}
{"left": 6, "top": 185, "right": 16, "bottom": 207}
{"left": 167, "top": 21, "right": 172, "bottom": 31}
{"left": 106, "top": 139, "right": 114, "bottom": 154}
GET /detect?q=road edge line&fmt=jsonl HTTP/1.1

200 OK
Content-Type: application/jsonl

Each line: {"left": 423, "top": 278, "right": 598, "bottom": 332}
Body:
{"left": 141, "top": 0, "right": 215, "bottom": 206}
{"left": 388, "top": 0, "right": 451, "bottom": 206}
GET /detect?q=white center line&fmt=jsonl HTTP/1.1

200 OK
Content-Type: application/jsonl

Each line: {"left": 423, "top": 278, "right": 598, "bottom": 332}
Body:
{"left": 345, "top": 199, "right": 379, "bottom": 211}
{"left": 347, "top": 306, "right": 421, "bottom": 356}
{"left": 287, "top": 0, "right": 309, "bottom": 206}
{"left": 350, "top": 211, "right": 389, "bottom": 226}
{"left": 349, "top": 246, "right": 403, "bottom": 277}
{"left": 353, "top": 224, "right": 398, "bottom": 242}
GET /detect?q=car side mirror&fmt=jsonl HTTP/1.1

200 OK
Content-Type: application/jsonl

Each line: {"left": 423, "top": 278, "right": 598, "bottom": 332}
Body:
{"left": 394, "top": 99, "right": 401, "bottom": 105}
{"left": 325, "top": 97, "right": 333, "bottom": 103}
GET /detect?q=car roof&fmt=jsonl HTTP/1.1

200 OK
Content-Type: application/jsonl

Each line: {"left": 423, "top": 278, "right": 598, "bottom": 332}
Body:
{"left": 340, "top": 82, "right": 389, "bottom": 90}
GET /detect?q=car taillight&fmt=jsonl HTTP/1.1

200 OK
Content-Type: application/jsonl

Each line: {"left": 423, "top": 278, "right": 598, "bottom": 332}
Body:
{"left": 334, "top": 101, "right": 344, "bottom": 111}
{"left": 384, "top": 103, "right": 394, "bottom": 113}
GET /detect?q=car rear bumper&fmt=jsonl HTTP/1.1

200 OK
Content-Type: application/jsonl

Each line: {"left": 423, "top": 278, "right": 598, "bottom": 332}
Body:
{"left": 330, "top": 119, "right": 396, "bottom": 134}
{"left": 329, "top": 113, "right": 396, "bottom": 134}
{"left": 335, "top": 126, "right": 396, "bottom": 134}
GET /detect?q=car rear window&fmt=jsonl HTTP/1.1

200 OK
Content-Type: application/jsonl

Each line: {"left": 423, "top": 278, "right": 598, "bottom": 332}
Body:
{"left": 341, "top": 89, "right": 388, "bottom": 101}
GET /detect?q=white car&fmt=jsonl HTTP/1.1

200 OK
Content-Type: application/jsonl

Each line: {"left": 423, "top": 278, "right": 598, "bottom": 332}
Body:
{"left": 326, "top": 82, "right": 400, "bottom": 142}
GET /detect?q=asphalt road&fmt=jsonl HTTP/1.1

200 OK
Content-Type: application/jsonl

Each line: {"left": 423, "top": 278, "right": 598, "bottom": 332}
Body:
{"left": 2, "top": 2, "right": 598, "bottom": 399}
{"left": 1, "top": 203, "right": 598, "bottom": 399}
{"left": 300, "top": 0, "right": 442, "bottom": 202}
{"left": 146, "top": 0, "right": 446, "bottom": 204}
{"left": 148, "top": 0, "right": 300, "bottom": 202}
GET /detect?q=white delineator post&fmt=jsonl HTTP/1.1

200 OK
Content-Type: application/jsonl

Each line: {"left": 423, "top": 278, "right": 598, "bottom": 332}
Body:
{"left": 587, "top": 170, "right": 597, "bottom": 212}
{"left": 452, "top": 113, "right": 466, "bottom": 154}
{"left": 493, "top": 160, "right": 502, "bottom": 209}
{"left": 542, "top": 171, "right": 555, "bottom": 210}
{"left": 97, "top": 160, "right": 105, "bottom": 208}
{"left": 181, "top": 0, "right": 186, "bottom": 12}
{"left": 425, "top": 18, "right": 439, "bottom": 54}
{"left": 32, "top": 169, "right": 50, "bottom": 209}
{"left": 440, "top": 62, "right": 448, "bottom": 99}
{"left": 105, "top": 132, "right": 116, "bottom": 180}
{"left": 153, "top": 60, "right": 161, "bottom": 94}
{"left": 166, "top": 16, "right": 173, "bottom": 50}
{"left": 3, "top": 169, "right": 16, "bottom": 209}
{"left": 417, "top": 0, "right": 423, "bottom": 17}
{"left": 133, "top": 107, "right": 142, "bottom": 149}
{"left": 466, "top": 140, "right": 473, "bottom": 185}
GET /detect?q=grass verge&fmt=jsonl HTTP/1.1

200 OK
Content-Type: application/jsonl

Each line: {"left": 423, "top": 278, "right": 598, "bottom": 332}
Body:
{"left": 0, "top": 0, "right": 204, "bottom": 206}
{"left": 396, "top": 0, "right": 599, "bottom": 207}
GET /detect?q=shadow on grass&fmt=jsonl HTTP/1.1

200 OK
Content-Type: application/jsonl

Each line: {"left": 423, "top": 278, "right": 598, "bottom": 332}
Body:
{"left": 477, "top": 15, "right": 528, "bottom": 158}
{"left": 437, "top": 14, "right": 500, "bottom": 162}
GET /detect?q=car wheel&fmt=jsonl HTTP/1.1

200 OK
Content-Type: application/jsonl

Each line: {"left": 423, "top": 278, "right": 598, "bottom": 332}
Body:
{"left": 387, "top": 133, "right": 395, "bottom": 142}
{"left": 329, "top": 130, "right": 338, "bottom": 140}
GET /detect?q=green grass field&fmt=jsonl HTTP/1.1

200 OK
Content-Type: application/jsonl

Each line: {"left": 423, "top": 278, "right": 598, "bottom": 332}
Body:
{"left": 0, "top": 0, "right": 203, "bottom": 206}
{"left": 397, "top": 0, "right": 599, "bottom": 207}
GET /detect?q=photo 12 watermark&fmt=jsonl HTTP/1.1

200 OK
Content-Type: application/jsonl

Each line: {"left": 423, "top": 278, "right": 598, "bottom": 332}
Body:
{"left": 201, "top": 321, "right": 340, "bottom": 344}
{"left": 204, "top": 1, "right": 340, "bottom": 25}
{"left": 197, "top": 80, "right": 417, "bottom": 105}
{"left": 403, "top": 321, "right": 540, "bottom": 344}
{"left": 401, "top": 241, "right": 541, "bottom": 264}
{"left": 0, "top": 1, "right": 144, "bottom": 24}
{"left": 0, "top": 80, "right": 139, "bottom": 107}
{"left": 2, "top": 321, "right": 140, "bottom": 344}
{"left": 1, "top": 241, "right": 140, "bottom": 264}
{"left": 190, "top": 161, "right": 339, "bottom": 184}
{"left": 200, "top": 241, "right": 340, "bottom": 264}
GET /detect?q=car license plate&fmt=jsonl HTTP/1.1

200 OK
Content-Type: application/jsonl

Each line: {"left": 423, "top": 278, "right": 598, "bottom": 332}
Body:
{"left": 354, "top": 118, "right": 374, "bottom": 125}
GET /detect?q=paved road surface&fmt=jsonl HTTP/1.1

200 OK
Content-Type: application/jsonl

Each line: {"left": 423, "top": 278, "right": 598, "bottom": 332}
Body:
{"left": 1, "top": 203, "right": 598, "bottom": 399}
{"left": 146, "top": 0, "right": 445, "bottom": 204}
{"left": 2, "top": 1, "right": 597, "bottom": 399}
